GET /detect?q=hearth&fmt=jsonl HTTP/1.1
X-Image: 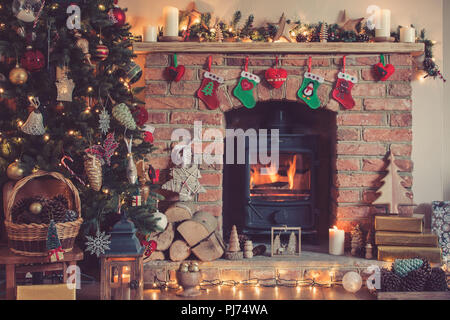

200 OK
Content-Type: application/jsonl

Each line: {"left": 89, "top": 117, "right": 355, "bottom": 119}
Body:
{"left": 223, "top": 103, "right": 333, "bottom": 242}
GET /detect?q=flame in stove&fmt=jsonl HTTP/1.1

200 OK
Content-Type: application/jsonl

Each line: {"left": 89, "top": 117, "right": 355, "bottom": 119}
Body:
{"left": 287, "top": 155, "right": 297, "bottom": 189}
{"left": 250, "top": 155, "right": 297, "bottom": 190}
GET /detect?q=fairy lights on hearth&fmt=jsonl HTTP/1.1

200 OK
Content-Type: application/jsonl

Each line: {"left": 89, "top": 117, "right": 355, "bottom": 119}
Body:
{"left": 148, "top": 272, "right": 343, "bottom": 293}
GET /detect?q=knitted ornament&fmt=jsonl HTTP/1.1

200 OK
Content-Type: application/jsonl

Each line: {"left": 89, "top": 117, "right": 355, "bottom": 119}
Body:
{"left": 21, "top": 47, "right": 45, "bottom": 72}
{"left": 166, "top": 54, "right": 185, "bottom": 82}
{"left": 112, "top": 103, "right": 137, "bottom": 130}
{"left": 374, "top": 54, "right": 395, "bottom": 81}
{"left": 233, "top": 57, "right": 260, "bottom": 109}
{"left": 350, "top": 224, "right": 364, "bottom": 256}
{"left": 332, "top": 56, "right": 358, "bottom": 109}
{"left": 297, "top": 57, "right": 324, "bottom": 110}
{"left": 84, "top": 153, "right": 103, "bottom": 191}
{"left": 197, "top": 60, "right": 224, "bottom": 110}
{"left": 265, "top": 57, "right": 287, "bottom": 89}
{"left": 380, "top": 268, "right": 402, "bottom": 292}
{"left": 425, "top": 268, "right": 449, "bottom": 291}
{"left": 402, "top": 268, "right": 428, "bottom": 292}
{"left": 393, "top": 258, "right": 424, "bottom": 277}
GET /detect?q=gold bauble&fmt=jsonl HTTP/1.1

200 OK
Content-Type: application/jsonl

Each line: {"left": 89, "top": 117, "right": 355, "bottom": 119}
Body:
{"left": 29, "top": 202, "right": 43, "bottom": 215}
{"left": 6, "top": 162, "right": 24, "bottom": 180}
{"left": 98, "top": 4, "right": 106, "bottom": 11}
{"left": 9, "top": 64, "right": 28, "bottom": 85}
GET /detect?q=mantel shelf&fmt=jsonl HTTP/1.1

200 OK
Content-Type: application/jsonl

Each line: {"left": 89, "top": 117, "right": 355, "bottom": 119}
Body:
{"left": 134, "top": 42, "right": 425, "bottom": 56}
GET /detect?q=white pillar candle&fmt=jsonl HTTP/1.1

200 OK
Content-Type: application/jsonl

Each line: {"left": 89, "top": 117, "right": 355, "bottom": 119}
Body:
{"left": 375, "top": 9, "right": 391, "bottom": 38}
{"left": 329, "top": 226, "right": 345, "bottom": 256}
{"left": 144, "top": 25, "right": 158, "bottom": 42}
{"left": 163, "top": 6, "right": 179, "bottom": 37}
{"left": 400, "top": 26, "right": 416, "bottom": 43}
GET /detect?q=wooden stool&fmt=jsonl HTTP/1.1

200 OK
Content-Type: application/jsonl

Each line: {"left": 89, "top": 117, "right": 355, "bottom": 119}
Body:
{"left": 0, "top": 244, "right": 84, "bottom": 300}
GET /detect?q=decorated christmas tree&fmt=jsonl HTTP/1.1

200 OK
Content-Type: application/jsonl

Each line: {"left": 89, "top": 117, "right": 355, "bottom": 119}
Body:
{"left": 0, "top": 0, "right": 161, "bottom": 237}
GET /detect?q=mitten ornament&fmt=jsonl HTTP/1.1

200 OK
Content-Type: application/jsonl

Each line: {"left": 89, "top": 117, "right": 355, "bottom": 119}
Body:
{"left": 374, "top": 54, "right": 395, "bottom": 81}
{"left": 332, "top": 56, "right": 358, "bottom": 109}
{"left": 166, "top": 53, "right": 185, "bottom": 82}
{"left": 197, "top": 56, "right": 224, "bottom": 110}
{"left": 297, "top": 57, "right": 324, "bottom": 109}
{"left": 233, "top": 57, "right": 260, "bottom": 109}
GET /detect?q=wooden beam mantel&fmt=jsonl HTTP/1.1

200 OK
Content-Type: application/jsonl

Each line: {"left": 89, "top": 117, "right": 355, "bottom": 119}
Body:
{"left": 134, "top": 42, "right": 424, "bottom": 56}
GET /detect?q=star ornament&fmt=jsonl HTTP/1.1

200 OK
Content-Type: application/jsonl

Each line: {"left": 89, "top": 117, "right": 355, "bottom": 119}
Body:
{"left": 337, "top": 10, "right": 365, "bottom": 33}
{"left": 180, "top": 1, "right": 204, "bottom": 31}
{"left": 272, "top": 13, "right": 299, "bottom": 42}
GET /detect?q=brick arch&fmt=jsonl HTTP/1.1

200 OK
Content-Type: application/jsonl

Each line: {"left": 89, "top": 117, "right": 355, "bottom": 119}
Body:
{"left": 145, "top": 52, "right": 415, "bottom": 234}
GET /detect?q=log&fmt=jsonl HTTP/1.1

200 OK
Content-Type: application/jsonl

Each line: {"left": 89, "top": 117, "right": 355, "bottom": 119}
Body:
{"left": 177, "top": 211, "right": 218, "bottom": 247}
{"left": 191, "top": 232, "right": 225, "bottom": 262}
{"left": 165, "top": 203, "right": 192, "bottom": 223}
{"left": 169, "top": 240, "right": 191, "bottom": 262}
{"left": 148, "top": 223, "right": 174, "bottom": 251}
{"left": 143, "top": 251, "right": 165, "bottom": 262}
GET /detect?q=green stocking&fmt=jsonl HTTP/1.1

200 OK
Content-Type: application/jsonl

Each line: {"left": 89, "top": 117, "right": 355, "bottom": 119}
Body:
{"left": 297, "top": 72, "right": 324, "bottom": 110}
{"left": 233, "top": 71, "right": 260, "bottom": 109}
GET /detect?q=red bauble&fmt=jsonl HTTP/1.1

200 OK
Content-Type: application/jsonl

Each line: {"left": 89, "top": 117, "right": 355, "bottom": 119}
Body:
{"left": 109, "top": 6, "right": 126, "bottom": 27}
{"left": 94, "top": 43, "right": 109, "bottom": 61}
{"left": 21, "top": 49, "right": 45, "bottom": 72}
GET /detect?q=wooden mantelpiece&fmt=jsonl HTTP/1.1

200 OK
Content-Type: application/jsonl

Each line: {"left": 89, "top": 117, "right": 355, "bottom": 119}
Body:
{"left": 134, "top": 42, "right": 424, "bottom": 56}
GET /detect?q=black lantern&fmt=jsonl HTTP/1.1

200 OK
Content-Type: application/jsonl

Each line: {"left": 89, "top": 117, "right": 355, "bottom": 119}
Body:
{"left": 100, "top": 211, "right": 144, "bottom": 300}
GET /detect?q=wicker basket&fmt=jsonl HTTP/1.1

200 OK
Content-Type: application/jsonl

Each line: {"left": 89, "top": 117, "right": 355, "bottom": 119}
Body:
{"left": 4, "top": 171, "right": 83, "bottom": 256}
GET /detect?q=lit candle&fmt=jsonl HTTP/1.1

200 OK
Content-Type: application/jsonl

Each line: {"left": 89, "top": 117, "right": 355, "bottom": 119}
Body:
{"left": 163, "top": 6, "right": 179, "bottom": 37}
{"left": 144, "top": 25, "right": 158, "bottom": 42}
{"left": 329, "top": 226, "right": 345, "bottom": 255}
{"left": 375, "top": 9, "right": 391, "bottom": 38}
{"left": 399, "top": 26, "right": 415, "bottom": 43}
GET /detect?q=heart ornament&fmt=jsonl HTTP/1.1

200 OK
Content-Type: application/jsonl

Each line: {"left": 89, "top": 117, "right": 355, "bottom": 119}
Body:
{"left": 241, "top": 78, "right": 254, "bottom": 91}
{"left": 374, "top": 62, "right": 395, "bottom": 81}
{"left": 265, "top": 67, "right": 288, "bottom": 89}
{"left": 166, "top": 65, "right": 185, "bottom": 82}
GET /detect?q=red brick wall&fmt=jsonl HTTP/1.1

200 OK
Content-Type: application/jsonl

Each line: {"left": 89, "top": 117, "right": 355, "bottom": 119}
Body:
{"left": 144, "top": 52, "right": 414, "bottom": 234}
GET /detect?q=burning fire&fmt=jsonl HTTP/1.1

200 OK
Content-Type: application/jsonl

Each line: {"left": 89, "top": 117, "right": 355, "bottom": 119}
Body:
{"left": 250, "top": 155, "right": 297, "bottom": 189}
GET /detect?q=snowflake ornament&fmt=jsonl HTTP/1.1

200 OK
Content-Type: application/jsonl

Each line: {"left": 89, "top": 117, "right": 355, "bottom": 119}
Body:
{"left": 85, "top": 229, "right": 111, "bottom": 257}
{"left": 99, "top": 108, "right": 111, "bottom": 134}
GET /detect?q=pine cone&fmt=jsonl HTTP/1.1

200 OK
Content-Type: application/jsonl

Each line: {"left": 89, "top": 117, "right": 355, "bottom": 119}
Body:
{"left": 40, "top": 198, "right": 68, "bottom": 223}
{"left": 402, "top": 268, "right": 428, "bottom": 291}
{"left": 425, "top": 268, "right": 448, "bottom": 291}
{"left": 393, "top": 258, "right": 423, "bottom": 277}
{"left": 11, "top": 196, "right": 46, "bottom": 224}
{"left": 53, "top": 195, "right": 69, "bottom": 208}
{"left": 112, "top": 103, "right": 137, "bottom": 130}
{"left": 380, "top": 268, "right": 402, "bottom": 292}
{"left": 238, "top": 234, "right": 250, "bottom": 251}
{"left": 419, "top": 258, "right": 432, "bottom": 277}
{"left": 351, "top": 224, "right": 364, "bottom": 256}
{"left": 63, "top": 210, "right": 78, "bottom": 223}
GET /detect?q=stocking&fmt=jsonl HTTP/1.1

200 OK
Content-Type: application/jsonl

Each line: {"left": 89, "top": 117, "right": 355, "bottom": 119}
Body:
{"left": 297, "top": 72, "right": 324, "bottom": 109}
{"left": 332, "top": 72, "right": 358, "bottom": 109}
{"left": 233, "top": 71, "right": 260, "bottom": 109}
{"left": 197, "top": 71, "right": 224, "bottom": 110}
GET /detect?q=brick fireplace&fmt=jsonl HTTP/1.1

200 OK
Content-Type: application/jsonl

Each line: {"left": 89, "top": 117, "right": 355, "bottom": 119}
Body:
{"left": 143, "top": 50, "right": 414, "bottom": 239}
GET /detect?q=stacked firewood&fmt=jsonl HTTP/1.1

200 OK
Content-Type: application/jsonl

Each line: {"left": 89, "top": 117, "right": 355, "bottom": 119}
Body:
{"left": 145, "top": 203, "right": 225, "bottom": 262}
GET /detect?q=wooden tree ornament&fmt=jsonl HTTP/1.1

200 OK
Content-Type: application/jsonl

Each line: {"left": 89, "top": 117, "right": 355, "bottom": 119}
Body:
{"left": 372, "top": 151, "right": 413, "bottom": 215}
{"left": 225, "top": 225, "right": 243, "bottom": 260}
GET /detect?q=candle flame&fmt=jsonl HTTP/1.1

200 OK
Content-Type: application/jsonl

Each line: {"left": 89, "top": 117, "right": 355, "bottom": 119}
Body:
{"left": 333, "top": 226, "right": 338, "bottom": 230}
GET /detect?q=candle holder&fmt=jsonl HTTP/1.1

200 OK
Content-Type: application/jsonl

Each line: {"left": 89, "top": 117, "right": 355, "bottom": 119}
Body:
{"left": 176, "top": 270, "right": 201, "bottom": 297}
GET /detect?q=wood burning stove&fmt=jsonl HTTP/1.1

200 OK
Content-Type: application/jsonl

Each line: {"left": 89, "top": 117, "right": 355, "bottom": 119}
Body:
{"left": 243, "top": 131, "right": 319, "bottom": 238}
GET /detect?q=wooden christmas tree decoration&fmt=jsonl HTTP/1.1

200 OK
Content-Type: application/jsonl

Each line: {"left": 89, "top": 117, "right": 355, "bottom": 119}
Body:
{"left": 365, "top": 228, "right": 374, "bottom": 259}
{"left": 320, "top": 22, "right": 328, "bottom": 43}
{"left": 287, "top": 232, "right": 297, "bottom": 255}
{"left": 272, "top": 234, "right": 281, "bottom": 255}
{"left": 351, "top": 224, "right": 364, "bottom": 256}
{"left": 372, "top": 151, "right": 413, "bottom": 215}
{"left": 225, "top": 225, "right": 243, "bottom": 260}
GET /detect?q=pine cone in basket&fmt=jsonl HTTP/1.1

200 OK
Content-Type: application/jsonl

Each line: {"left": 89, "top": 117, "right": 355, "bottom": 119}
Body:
{"left": 40, "top": 199, "right": 68, "bottom": 223}
{"left": 63, "top": 210, "right": 78, "bottom": 223}
{"left": 380, "top": 268, "right": 402, "bottom": 292}
{"left": 53, "top": 194, "right": 69, "bottom": 208}
{"left": 425, "top": 268, "right": 449, "bottom": 291}
{"left": 402, "top": 268, "right": 428, "bottom": 291}
{"left": 15, "top": 211, "right": 43, "bottom": 224}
